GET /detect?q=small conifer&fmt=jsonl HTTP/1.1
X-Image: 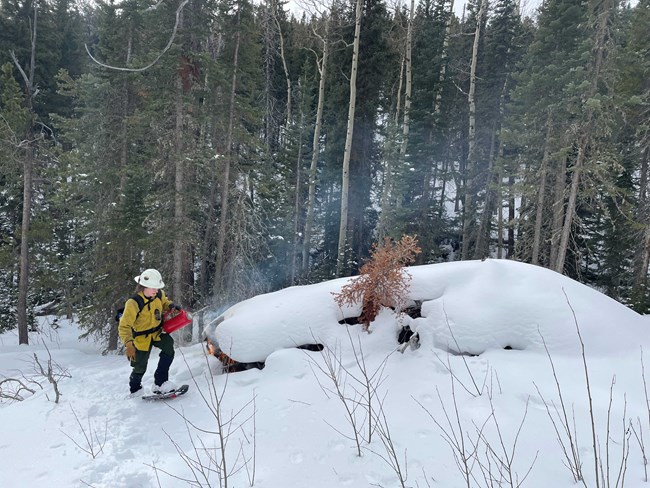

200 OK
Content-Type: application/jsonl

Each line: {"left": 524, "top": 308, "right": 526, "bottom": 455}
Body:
{"left": 334, "top": 235, "right": 421, "bottom": 331}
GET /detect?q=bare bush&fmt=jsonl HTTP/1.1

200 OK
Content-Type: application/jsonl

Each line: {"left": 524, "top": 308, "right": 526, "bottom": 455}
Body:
{"left": 416, "top": 382, "right": 481, "bottom": 487}
{"left": 308, "top": 341, "right": 365, "bottom": 456}
{"left": 308, "top": 328, "right": 410, "bottom": 486}
{"left": 434, "top": 304, "right": 501, "bottom": 398}
{"left": 366, "top": 402, "right": 409, "bottom": 488}
{"left": 33, "top": 342, "right": 71, "bottom": 403}
{"left": 61, "top": 406, "right": 108, "bottom": 459}
{"left": 473, "top": 397, "right": 538, "bottom": 487}
{"left": 417, "top": 345, "right": 535, "bottom": 488}
{"left": 150, "top": 348, "right": 256, "bottom": 488}
{"left": 0, "top": 377, "right": 36, "bottom": 402}
{"left": 534, "top": 291, "right": 632, "bottom": 488}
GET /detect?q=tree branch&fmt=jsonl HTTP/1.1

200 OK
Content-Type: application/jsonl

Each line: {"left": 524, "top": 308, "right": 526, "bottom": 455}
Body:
{"left": 84, "top": 0, "right": 189, "bottom": 72}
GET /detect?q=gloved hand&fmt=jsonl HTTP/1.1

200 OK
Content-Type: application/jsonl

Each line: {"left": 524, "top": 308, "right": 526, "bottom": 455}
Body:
{"left": 125, "top": 341, "right": 137, "bottom": 361}
{"left": 170, "top": 303, "right": 182, "bottom": 311}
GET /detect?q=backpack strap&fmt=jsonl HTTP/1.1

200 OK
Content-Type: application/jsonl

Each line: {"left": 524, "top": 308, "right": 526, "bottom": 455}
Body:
{"left": 132, "top": 323, "right": 164, "bottom": 337}
{"left": 130, "top": 290, "right": 164, "bottom": 337}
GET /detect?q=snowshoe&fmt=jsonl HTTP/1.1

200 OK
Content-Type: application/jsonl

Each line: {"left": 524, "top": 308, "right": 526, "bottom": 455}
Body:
{"left": 142, "top": 384, "right": 189, "bottom": 401}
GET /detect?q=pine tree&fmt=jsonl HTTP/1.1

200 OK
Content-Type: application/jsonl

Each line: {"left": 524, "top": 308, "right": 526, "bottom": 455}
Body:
{"left": 616, "top": 0, "right": 650, "bottom": 310}
{"left": 503, "top": 0, "right": 590, "bottom": 269}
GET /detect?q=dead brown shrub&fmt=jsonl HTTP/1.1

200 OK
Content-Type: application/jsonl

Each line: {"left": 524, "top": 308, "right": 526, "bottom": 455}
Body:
{"left": 333, "top": 235, "right": 421, "bottom": 330}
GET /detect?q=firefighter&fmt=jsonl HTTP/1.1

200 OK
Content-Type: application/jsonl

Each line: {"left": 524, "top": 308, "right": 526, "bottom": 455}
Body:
{"left": 118, "top": 268, "right": 181, "bottom": 395}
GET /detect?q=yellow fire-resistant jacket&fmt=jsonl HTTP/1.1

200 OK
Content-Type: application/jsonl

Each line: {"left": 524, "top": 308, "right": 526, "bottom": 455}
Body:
{"left": 118, "top": 291, "right": 173, "bottom": 351}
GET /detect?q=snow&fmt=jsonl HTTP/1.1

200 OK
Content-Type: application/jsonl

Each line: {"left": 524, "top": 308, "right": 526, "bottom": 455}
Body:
{"left": 214, "top": 260, "right": 647, "bottom": 362}
{"left": 1, "top": 259, "right": 650, "bottom": 488}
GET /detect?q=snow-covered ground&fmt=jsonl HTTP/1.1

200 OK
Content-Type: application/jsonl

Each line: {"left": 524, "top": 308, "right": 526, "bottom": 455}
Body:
{"left": 1, "top": 259, "right": 649, "bottom": 488}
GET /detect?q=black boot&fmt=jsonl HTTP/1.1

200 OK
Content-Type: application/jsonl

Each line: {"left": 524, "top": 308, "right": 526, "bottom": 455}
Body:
{"left": 154, "top": 352, "right": 174, "bottom": 387}
{"left": 129, "top": 372, "right": 144, "bottom": 393}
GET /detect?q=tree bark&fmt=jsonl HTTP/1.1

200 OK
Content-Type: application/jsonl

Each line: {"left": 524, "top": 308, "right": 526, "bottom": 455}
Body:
{"left": 531, "top": 113, "right": 553, "bottom": 265}
{"left": 433, "top": 0, "right": 454, "bottom": 117}
{"left": 17, "top": 145, "right": 33, "bottom": 344}
{"left": 336, "top": 0, "right": 362, "bottom": 277}
{"left": 461, "top": 0, "right": 486, "bottom": 260}
{"left": 633, "top": 147, "right": 650, "bottom": 294}
{"left": 15, "top": 2, "right": 38, "bottom": 345}
{"left": 400, "top": 0, "right": 414, "bottom": 163}
{"left": 272, "top": 0, "right": 292, "bottom": 126}
{"left": 554, "top": 138, "right": 586, "bottom": 273}
{"left": 377, "top": 54, "right": 403, "bottom": 240}
{"left": 549, "top": 147, "right": 567, "bottom": 268}
{"left": 508, "top": 172, "right": 515, "bottom": 258}
{"left": 215, "top": 5, "right": 241, "bottom": 296}
{"left": 291, "top": 85, "right": 306, "bottom": 283}
{"left": 302, "top": 15, "right": 331, "bottom": 276}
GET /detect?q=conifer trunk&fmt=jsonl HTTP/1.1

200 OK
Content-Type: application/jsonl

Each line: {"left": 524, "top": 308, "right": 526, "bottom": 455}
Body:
{"left": 532, "top": 113, "right": 553, "bottom": 265}
{"left": 173, "top": 73, "right": 185, "bottom": 312}
{"left": 549, "top": 148, "right": 568, "bottom": 268}
{"left": 633, "top": 147, "right": 650, "bottom": 297}
{"left": 215, "top": 6, "right": 241, "bottom": 296}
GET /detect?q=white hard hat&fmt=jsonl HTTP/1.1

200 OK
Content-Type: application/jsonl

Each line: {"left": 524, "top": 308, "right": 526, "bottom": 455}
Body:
{"left": 134, "top": 268, "right": 165, "bottom": 289}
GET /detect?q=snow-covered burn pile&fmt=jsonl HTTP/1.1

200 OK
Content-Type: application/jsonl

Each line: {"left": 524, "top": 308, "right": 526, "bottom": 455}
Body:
{"left": 211, "top": 259, "right": 646, "bottom": 363}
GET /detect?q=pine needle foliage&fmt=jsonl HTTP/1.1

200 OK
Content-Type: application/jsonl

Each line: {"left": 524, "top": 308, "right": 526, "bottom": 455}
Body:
{"left": 333, "top": 235, "right": 421, "bottom": 330}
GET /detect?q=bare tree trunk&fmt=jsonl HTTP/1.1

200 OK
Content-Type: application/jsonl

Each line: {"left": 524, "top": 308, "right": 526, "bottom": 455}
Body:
{"left": 215, "top": 5, "right": 241, "bottom": 296}
{"left": 172, "top": 9, "right": 186, "bottom": 311}
{"left": 554, "top": 138, "right": 586, "bottom": 273}
{"left": 17, "top": 145, "right": 33, "bottom": 344}
{"left": 14, "top": 2, "right": 38, "bottom": 345}
{"left": 302, "top": 16, "right": 331, "bottom": 275}
{"left": 376, "top": 57, "right": 403, "bottom": 240}
{"left": 291, "top": 84, "right": 306, "bottom": 283}
{"left": 508, "top": 173, "right": 515, "bottom": 258}
{"left": 173, "top": 73, "right": 186, "bottom": 317}
{"left": 474, "top": 69, "right": 510, "bottom": 260}
{"left": 272, "top": 0, "right": 292, "bottom": 126}
{"left": 263, "top": 1, "right": 275, "bottom": 148}
{"left": 633, "top": 147, "right": 650, "bottom": 294}
{"left": 474, "top": 121, "right": 497, "bottom": 260}
{"left": 378, "top": 0, "right": 413, "bottom": 240}
{"left": 461, "top": 0, "right": 487, "bottom": 260}
{"left": 394, "top": 55, "right": 404, "bottom": 124}
{"left": 198, "top": 35, "right": 222, "bottom": 299}
{"left": 400, "top": 0, "right": 414, "bottom": 163}
{"left": 549, "top": 148, "right": 567, "bottom": 268}
{"left": 336, "top": 0, "right": 362, "bottom": 277}
{"left": 497, "top": 160, "right": 504, "bottom": 258}
{"left": 433, "top": 0, "right": 454, "bottom": 116}
{"left": 531, "top": 113, "right": 553, "bottom": 265}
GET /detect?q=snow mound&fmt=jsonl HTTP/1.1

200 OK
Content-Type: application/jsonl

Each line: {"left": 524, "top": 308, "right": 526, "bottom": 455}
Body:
{"left": 211, "top": 259, "right": 647, "bottom": 362}
{"left": 409, "top": 259, "right": 647, "bottom": 356}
